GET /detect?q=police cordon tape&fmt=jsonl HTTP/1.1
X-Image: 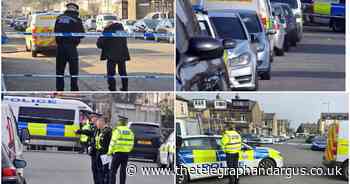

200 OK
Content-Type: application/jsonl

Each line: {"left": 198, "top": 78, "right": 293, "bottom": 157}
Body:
{"left": 2, "top": 74, "right": 173, "bottom": 79}
{"left": 5, "top": 31, "right": 174, "bottom": 39}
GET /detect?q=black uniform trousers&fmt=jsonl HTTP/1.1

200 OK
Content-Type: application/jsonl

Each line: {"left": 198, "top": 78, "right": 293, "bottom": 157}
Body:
{"left": 95, "top": 153, "right": 110, "bottom": 184}
{"left": 226, "top": 153, "right": 239, "bottom": 184}
{"left": 106, "top": 59, "right": 127, "bottom": 91}
{"left": 56, "top": 44, "right": 79, "bottom": 91}
{"left": 91, "top": 154, "right": 102, "bottom": 184}
{"left": 109, "top": 153, "right": 129, "bottom": 184}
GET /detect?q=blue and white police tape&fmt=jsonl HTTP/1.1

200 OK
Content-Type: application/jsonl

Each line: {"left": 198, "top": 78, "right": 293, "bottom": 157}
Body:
{"left": 5, "top": 31, "right": 174, "bottom": 39}
{"left": 2, "top": 74, "right": 173, "bottom": 80}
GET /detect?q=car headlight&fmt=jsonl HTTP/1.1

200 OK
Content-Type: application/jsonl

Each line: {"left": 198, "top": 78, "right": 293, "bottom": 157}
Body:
{"left": 228, "top": 53, "right": 251, "bottom": 67}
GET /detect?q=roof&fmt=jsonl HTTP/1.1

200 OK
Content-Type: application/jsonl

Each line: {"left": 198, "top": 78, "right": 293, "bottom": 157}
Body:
{"left": 182, "top": 135, "right": 221, "bottom": 139}
{"left": 128, "top": 122, "right": 160, "bottom": 127}
{"left": 176, "top": 95, "right": 189, "bottom": 103}
{"left": 264, "top": 113, "right": 276, "bottom": 120}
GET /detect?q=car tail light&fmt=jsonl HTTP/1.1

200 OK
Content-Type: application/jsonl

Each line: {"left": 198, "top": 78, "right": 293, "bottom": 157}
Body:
{"left": 258, "top": 14, "right": 267, "bottom": 28}
{"left": 32, "top": 26, "right": 37, "bottom": 40}
{"left": 2, "top": 167, "right": 17, "bottom": 177}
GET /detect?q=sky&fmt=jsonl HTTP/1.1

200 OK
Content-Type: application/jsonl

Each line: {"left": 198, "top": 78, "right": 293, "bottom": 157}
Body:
{"left": 178, "top": 93, "right": 348, "bottom": 129}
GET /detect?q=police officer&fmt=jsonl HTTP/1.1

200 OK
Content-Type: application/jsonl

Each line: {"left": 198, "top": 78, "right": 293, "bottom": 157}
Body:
{"left": 76, "top": 112, "right": 101, "bottom": 184}
{"left": 221, "top": 124, "right": 241, "bottom": 184}
{"left": 79, "top": 117, "right": 91, "bottom": 154}
{"left": 108, "top": 116, "right": 134, "bottom": 184}
{"left": 54, "top": 2, "right": 85, "bottom": 91}
{"left": 95, "top": 117, "right": 112, "bottom": 184}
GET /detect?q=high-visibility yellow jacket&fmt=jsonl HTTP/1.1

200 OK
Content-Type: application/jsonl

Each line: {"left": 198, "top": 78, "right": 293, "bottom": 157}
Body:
{"left": 80, "top": 123, "right": 91, "bottom": 143}
{"left": 221, "top": 130, "right": 241, "bottom": 154}
{"left": 107, "top": 126, "right": 134, "bottom": 155}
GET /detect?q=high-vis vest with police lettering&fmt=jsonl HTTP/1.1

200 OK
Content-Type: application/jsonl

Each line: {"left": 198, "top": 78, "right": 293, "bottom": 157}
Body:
{"left": 221, "top": 130, "right": 241, "bottom": 154}
{"left": 108, "top": 126, "right": 134, "bottom": 155}
{"left": 80, "top": 123, "right": 91, "bottom": 143}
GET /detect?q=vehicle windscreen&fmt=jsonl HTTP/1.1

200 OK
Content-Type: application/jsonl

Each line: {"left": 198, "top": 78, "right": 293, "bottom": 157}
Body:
{"left": 18, "top": 107, "right": 75, "bottom": 125}
{"left": 103, "top": 16, "right": 117, "bottom": 20}
{"left": 182, "top": 137, "right": 220, "bottom": 150}
{"left": 271, "top": 0, "right": 298, "bottom": 9}
{"left": 239, "top": 13, "right": 263, "bottom": 33}
{"left": 130, "top": 124, "right": 160, "bottom": 136}
{"left": 210, "top": 17, "right": 247, "bottom": 40}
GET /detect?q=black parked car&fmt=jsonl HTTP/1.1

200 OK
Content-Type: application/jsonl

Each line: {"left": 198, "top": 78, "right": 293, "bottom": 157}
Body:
{"left": 272, "top": 3, "right": 298, "bottom": 49}
{"left": 176, "top": 0, "right": 233, "bottom": 91}
{"left": 129, "top": 122, "right": 161, "bottom": 162}
{"left": 2, "top": 144, "right": 27, "bottom": 184}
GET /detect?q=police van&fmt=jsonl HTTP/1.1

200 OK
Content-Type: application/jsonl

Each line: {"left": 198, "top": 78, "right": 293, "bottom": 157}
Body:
{"left": 323, "top": 120, "right": 348, "bottom": 180}
{"left": 3, "top": 96, "right": 93, "bottom": 149}
{"left": 25, "top": 12, "right": 60, "bottom": 57}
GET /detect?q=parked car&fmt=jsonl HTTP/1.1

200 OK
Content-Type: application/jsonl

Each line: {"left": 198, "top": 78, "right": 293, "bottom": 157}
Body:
{"left": 311, "top": 136, "right": 326, "bottom": 151}
{"left": 238, "top": 9, "right": 274, "bottom": 80}
{"left": 2, "top": 143, "right": 27, "bottom": 184}
{"left": 84, "top": 18, "right": 96, "bottom": 31}
{"left": 271, "top": 6, "right": 287, "bottom": 56}
{"left": 143, "top": 12, "right": 173, "bottom": 20}
{"left": 242, "top": 134, "right": 261, "bottom": 145}
{"left": 120, "top": 19, "right": 136, "bottom": 34}
{"left": 176, "top": 0, "right": 231, "bottom": 91}
{"left": 128, "top": 122, "right": 161, "bottom": 162}
{"left": 14, "top": 17, "right": 27, "bottom": 31}
{"left": 133, "top": 19, "right": 161, "bottom": 40}
{"left": 271, "top": 0, "right": 303, "bottom": 41}
{"left": 272, "top": 3, "right": 298, "bottom": 48}
{"left": 155, "top": 18, "right": 174, "bottom": 43}
{"left": 260, "top": 136, "right": 275, "bottom": 144}
{"left": 305, "top": 135, "right": 316, "bottom": 143}
{"left": 196, "top": 10, "right": 258, "bottom": 90}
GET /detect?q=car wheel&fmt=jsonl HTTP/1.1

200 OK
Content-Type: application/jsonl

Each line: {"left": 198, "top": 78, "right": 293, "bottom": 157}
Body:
{"left": 258, "top": 158, "right": 276, "bottom": 170}
{"left": 32, "top": 50, "right": 38, "bottom": 57}
{"left": 332, "top": 19, "right": 345, "bottom": 33}
{"left": 176, "top": 167, "right": 189, "bottom": 184}
{"left": 283, "top": 37, "right": 290, "bottom": 52}
{"left": 342, "top": 161, "right": 348, "bottom": 180}
{"left": 275, "top": 48, "right": 284, "bottom": 56}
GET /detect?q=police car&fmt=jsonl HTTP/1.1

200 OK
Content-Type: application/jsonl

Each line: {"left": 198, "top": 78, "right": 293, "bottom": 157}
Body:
{"left": 158, "top": 131, "right": 175, "bottom": 168}
{"left": 177, "top": 135, "right": 283, "bottom": 183}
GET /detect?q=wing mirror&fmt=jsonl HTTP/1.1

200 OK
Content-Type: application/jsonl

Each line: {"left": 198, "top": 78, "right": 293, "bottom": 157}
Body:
{"left": 187, "top": 36, "right": 224, "bottom": 61}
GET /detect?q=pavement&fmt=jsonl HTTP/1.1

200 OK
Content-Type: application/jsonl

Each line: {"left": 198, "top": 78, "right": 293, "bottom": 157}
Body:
{"left": 23, "top": 151, "right": 174, "bottom": 184}
{"left": 259, "top": 26, "right": 345, "bottom": 91}
{"left": 2, "top": 25, "right": 174, "bottom": 91}
{"left": 189, "top": 139, "right": 347, "bottom": 184}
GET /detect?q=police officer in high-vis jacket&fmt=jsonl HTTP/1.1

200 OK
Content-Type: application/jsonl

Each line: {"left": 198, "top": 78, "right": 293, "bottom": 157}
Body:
{"left": 79, "top": 118, "right": 91, "bottom": 153}
{"left": 108, "top": 116, "right": 134, "bottom": 184}
{"left": 76, "top": 112, "right": 101, "bottom": 184}
{"left": 95, "top": 116, "right": 112, "bottom": 184}
{"left": 221, "top": 124, "right": 242, "bottom": 184}
{"left": 54, "top": 2, "right": 85, "bottom": 91}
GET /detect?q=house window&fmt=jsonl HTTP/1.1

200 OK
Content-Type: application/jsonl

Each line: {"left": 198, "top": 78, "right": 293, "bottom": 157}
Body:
{"left": 240, "top": 114, "right": 246, "bottom": 121}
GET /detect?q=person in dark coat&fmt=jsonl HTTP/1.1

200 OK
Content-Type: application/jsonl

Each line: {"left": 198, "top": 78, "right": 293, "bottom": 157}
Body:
{"left": 54, "top": 2, "right": 85, "bottom": 91}
{"left": 96, "top": 21, "right": 130, "bottom": 91}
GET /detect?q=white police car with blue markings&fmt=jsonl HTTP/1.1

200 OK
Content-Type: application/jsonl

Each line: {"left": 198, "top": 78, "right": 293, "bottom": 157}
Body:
{"left": 177, "top": 135, "right": 283, "bottom": 183}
